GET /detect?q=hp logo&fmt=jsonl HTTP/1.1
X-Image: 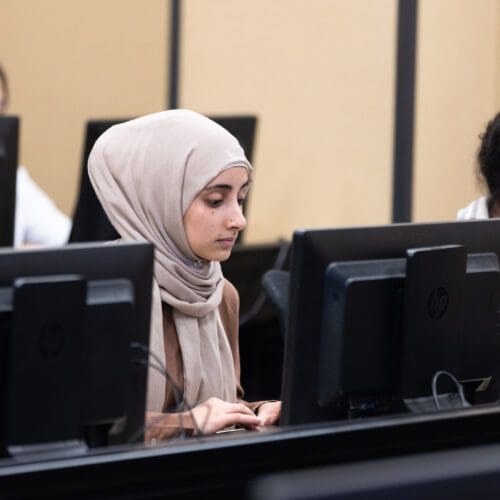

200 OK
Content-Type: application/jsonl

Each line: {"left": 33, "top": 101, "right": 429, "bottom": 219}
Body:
{"left": 427, "top": 287, "right": 449, "bottom": 319}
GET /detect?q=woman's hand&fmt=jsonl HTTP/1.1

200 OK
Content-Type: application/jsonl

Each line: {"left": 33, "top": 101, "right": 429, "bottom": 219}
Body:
{"left": 188, "top": 397, "right": 262, "bottom": 435}
{"left": 145, "top": 397, "right": 267, "bottom": 442}
{"left": 257, "top": 401, "right": 281, "bottom": 426}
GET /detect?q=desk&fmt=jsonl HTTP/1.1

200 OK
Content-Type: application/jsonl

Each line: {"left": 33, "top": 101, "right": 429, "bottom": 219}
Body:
{"left": 2, "top": 405, "right": 500, "bottom": 498}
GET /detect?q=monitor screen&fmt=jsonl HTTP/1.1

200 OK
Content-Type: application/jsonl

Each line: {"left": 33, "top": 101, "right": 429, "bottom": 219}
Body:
{"left": 281, "top": 220, "right": 500, "bottom": 426}
{"left": 0, "top": 241, "right": 153, "bottom": 457}
{"left": 0, "top": 116, "right": 18, "bottom": 247}
{"left": 69, "top": 115, "right": 257, "bottom": 243}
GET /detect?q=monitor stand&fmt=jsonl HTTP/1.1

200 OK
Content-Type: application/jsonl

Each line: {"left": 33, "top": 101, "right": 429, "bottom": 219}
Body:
{"left": 401, "top": 245, "right": 467, "bottom": 413}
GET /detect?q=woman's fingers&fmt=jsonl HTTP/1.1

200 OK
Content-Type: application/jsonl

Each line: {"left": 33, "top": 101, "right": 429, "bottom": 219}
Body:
{"left": 225, "top": 402, "right": 258, "bottom": 416}
{"left": 257, "top": 401, "right": 282, "bottom": 426}
{"left": 190, "top": 397, "right": 263, "bottom": 434}
{"left": 219, "top": 412, "right": 262, "bottom": 429}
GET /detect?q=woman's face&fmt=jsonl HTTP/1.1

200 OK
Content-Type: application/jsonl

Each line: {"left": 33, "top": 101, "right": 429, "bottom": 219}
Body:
{"left": 183, "top": 166, "right": 249, "bottom": 262}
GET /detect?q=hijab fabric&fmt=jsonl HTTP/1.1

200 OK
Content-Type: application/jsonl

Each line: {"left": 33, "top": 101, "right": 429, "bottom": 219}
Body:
{"left": 88, "top": 110, "right": 252, "bottom": 411}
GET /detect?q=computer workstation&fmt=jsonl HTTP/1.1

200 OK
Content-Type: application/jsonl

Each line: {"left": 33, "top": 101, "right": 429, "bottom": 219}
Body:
{"left": 281, "top": 219, "right": 500, "bottom": 426}
{"left": 1, "top": 220, "right": 500, "bottom": 497}
{"left": 2, "top": 112, "right": 500, "bottom": 494}
{"left": 0, "top": 241, "right": 153, "bottom": 459}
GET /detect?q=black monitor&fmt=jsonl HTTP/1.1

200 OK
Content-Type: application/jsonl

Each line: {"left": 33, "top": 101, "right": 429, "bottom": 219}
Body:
{"left": 0, "top": 116, "right": 18, "bottom": 247}
{"left": 211, "top": 115, "right": 257, "bottom": 163}
{"left": 281, "top": 220, "right": 500, "bottom": 426}
{"left": 0, "top": 241, "right": 153, "bottom": 458}
{"left": 69, "top": 119, "right": 125, "bottom": 243}
{"left": 69, "top": 115, "right": 257, "bottom": 243}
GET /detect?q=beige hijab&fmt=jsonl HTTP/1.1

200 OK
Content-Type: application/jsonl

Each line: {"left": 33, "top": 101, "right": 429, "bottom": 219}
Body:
{"left": 87, "top": 110, "right": 252, "bottom": 411}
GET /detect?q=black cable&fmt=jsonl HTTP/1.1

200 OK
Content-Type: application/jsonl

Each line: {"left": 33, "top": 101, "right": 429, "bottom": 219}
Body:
{"left": 129, "top": 342, "right": 204, "bottom": 440}
{"left": 130, "top": 342, "right": 204, "bottom": 437}
{"left": 128, "top": 359, "right": 182, "bottom": 443}
{"left": 130, "top": 342, "right": 184, "bottom": 411}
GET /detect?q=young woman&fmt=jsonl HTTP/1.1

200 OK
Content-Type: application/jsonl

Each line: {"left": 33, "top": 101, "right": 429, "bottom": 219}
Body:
{"left": 88, "top": 110, "right": 281, "bottom": 440}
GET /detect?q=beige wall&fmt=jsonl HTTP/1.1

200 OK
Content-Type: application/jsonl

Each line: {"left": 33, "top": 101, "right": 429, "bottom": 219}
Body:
{"left": 2, "top": 1, "right": 500, "bottom": 242}
{"left": 182, "top": 0, "right": 397, "bottom": 243}
{"left": 1, "top": 0, "right": 167, "bottom": 215}
{"left": 413, "top": 0, "right": 500, "bottom": 222}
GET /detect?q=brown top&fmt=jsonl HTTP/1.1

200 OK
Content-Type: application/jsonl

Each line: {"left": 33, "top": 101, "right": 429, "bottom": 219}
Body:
{"left": 161, "top": 278, "right": 260, "bottom": 413}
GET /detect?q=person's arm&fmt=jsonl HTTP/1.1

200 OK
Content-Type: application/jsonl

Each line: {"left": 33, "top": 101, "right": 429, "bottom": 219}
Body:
{"left": 15, "top": 167, "right": 71, "bottom": 246}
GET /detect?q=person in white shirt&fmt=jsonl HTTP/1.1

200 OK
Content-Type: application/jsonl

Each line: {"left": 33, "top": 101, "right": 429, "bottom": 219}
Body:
{"left": 1, "top": 64, "right": 71, "bottom": 246}
{"left": 457, "top": 112, "right": 500, "bottom": 220}
{"left": 14, "top": 166, "right": 71, "bottom": 246}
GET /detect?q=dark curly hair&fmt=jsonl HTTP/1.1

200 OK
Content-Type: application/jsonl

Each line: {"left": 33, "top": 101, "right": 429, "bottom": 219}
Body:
{"left": 478, "top": 113, "right": 500, "bottom": 205}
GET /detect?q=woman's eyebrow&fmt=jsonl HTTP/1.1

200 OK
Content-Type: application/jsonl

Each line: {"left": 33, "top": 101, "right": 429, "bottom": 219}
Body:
{"left": 204, "top": 181, "right": 249, "bottom": 192}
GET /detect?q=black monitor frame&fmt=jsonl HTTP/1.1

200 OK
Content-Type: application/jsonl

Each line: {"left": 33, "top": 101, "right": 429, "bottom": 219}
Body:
{"left": 0, "top": 116, "right": 18, "bottom": 247}
{"left": 0, "top": 241, "right": 154, "bottom": 455}
{"left": 281, "top": 220, "right": 500, "bottom": 426}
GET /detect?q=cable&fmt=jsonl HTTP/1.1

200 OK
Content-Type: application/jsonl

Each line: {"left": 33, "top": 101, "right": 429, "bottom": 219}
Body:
{"left": 129, "top": 342, "right": 204, "bottom": 441}
{"left": 130, "top": 342, "right": 184, "bottom": 411}
{"left": 130, "top": 342, "right": 204, "bottom": 437}
{"left": 431, "top": 370, "right": 467, "bottom": 411}
{"left": 128, "top": 358, "right": 189, "bottom": 442}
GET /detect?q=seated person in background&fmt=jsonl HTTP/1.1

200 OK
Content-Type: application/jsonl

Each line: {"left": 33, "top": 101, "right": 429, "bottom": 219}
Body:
{"left": 0, "top": 63, "right": 71, "bottom": 246}
{"left": 14, "top": 166, "right": 71, "bottom": 246}
{"left": 457, "top": 112, "right": 500, "bottom": 219}
{"left": 88, "top": 110, "right": 281, "bottom": 441}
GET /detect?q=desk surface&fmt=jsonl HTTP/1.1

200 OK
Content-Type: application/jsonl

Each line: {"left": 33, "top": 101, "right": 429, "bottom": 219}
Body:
{"left": 2, "top": 404, "right": 500, "bottom": 498}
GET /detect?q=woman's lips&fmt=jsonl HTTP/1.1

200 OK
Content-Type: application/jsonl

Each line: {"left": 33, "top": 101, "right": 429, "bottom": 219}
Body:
{"left": 216, "top": 238, "right": 236, "bottom": 248}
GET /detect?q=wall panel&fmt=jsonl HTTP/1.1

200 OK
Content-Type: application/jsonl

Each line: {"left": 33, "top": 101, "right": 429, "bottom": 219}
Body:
{"left": 1, "top": 0, "right": 167, "bottom": 215}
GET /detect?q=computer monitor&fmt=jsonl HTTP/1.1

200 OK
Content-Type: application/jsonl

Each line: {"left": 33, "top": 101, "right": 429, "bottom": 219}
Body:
{"left": 69, "top": 115, "right": 257, "bottom": 243}
{"left": 0, "top": 241, "right": 153, "bottom": 457}
{"left": 69, "top": 119, "right": 125, "bottom": 243}
{"left": 211, "top": 115, "right": 257, "bottom": 163}
{"left": 0, "top": 116, "right": 18, "bottom": 247}
{"left": 317, "top": 246, "right": 499, "bottom": 418}
{"left": 281, "top": 220, "right": 500, "bottom": 426}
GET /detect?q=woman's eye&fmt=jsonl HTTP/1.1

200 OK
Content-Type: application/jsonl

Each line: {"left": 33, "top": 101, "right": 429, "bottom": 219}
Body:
{"left": 207, "top": 199, "right": 223, "bottom": 208}
{"left": 238, "top": 198, "right": 246, "bottom": 207}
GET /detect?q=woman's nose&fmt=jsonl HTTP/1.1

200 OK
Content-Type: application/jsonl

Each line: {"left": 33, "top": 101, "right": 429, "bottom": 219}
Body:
{"left": 227, "top": 204, "right": 247, "bottom": 231}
